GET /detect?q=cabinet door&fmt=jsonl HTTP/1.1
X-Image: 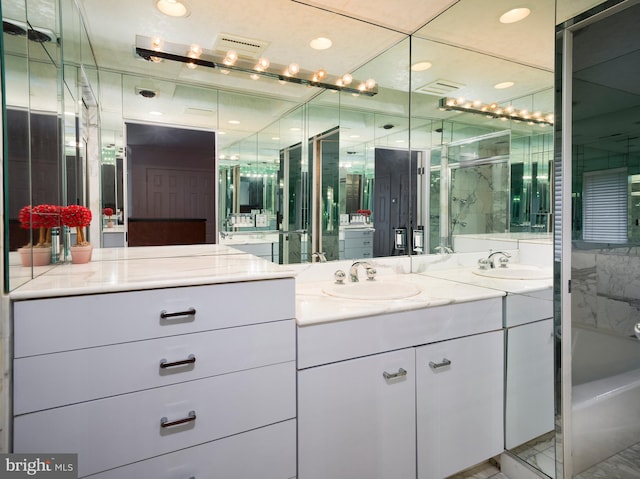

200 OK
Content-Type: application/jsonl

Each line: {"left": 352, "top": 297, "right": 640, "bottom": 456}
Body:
{"left": 298, "top": 348, "right": 415, "bottom": 479}
{"left": 416, "top": 331, "right": 504, "bottom": 479}
{"left": 505, "top": 318, "right": 555, "bottom": 449}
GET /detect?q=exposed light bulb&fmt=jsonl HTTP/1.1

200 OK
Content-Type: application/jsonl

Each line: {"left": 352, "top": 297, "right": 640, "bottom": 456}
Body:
{"left": 365, "top": 78, "right": 376, "bottom": 90}
{"left": 335, "top": 78, "right": 344, "bottom": 87}
{"left": 256, "top": 57, "right": 270, "bottom": 71}
{"left": 188, "top": 44, "right": 202, "bottom": 58}
{"left": 224, "top": 50, "right": 237, "bottom": 65}
{"left": 287, "top": 63, "right": 300, "bottom": 75}
{"left": 316, "top": 68, "right": 327, "bottom": 80}
{"left": 151, "top": 36, "right": 163, "bottom": 51}
{"left": 358, "top": 82, "right": 367, "bottom": 92}
{"left": 342, "top": 73, "right": 353, "bottom": 85}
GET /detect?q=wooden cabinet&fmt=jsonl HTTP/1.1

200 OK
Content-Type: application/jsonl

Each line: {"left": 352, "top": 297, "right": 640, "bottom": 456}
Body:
{"left": 298, "top": 348, "right": 416, "bottom": 479}
{"left": 416, "top": 330, "right": 504, "bottom": 479}
{"left": 12, "top": 279, "right": 296, "bottom": 478}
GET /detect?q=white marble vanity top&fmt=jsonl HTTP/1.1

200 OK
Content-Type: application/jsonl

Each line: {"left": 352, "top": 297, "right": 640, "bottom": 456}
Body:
{"left": 419, "top": 266, "right": 553, "bottom": 295}
{"left": 295, "top": 273, "right": 505, "bottom": 326}
{"left": 9, "top": 244, "right": 295, "bottom": 300}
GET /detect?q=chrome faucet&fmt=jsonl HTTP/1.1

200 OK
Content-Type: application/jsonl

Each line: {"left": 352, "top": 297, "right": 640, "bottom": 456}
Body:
{"left": 349, "top": 261, "right": 376, "bottom": 282}
{"left": 312, "top": 252, "right": 327, "bottom": 263}
{"left": 487, "top": 250, "right": 511, "bottom": 268}
{"left": 434, "top": 245, "right": 453, "bottom": 255}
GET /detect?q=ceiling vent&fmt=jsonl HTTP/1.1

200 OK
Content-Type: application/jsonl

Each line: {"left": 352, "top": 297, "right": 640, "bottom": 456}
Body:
{"left": 184, "top": 107, "right": 216, "bottom": 116}
{"left": 416, "top": 79, "right": 465, "bottom": 96}
{"left": 212, "top": 33, "right": 269, "bottom": 59}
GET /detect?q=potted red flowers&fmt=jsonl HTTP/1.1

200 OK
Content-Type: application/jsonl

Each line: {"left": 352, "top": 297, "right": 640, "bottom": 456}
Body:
{"left": 61, "top": 205, "right": 93, "bottom": 263}
{"left": 17, "top": 204, "right": 60, "bottom": 267}
{"left": 103, "top": 207, "right": 114, "bottom": 228}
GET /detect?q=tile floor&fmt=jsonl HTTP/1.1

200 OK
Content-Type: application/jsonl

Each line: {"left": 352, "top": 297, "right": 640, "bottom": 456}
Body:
{"left": 574, "top": 442, "right": 640, "bottom": 479}
{"left": 448, "top": 460, "right": 509, "bottom": 479}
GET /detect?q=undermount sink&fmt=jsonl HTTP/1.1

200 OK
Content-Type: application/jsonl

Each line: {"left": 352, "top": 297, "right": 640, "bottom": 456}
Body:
{"left": 322, "top": 280, "right": 421, "bottom": 300}
{"left": 472, "top": 265, "right": 552, "bottom": 280}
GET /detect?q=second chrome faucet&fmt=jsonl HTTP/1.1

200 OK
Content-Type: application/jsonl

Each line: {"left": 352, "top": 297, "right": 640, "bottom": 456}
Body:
{"left": 349, "top": 261, "right": 377, "bottom": 282}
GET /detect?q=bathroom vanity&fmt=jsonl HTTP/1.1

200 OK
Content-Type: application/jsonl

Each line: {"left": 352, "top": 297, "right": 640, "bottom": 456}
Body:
{"left": 10, "top": 246, "right": 297, "bottom": 478}
{"left": 8, "top": 245, "right": 554, "bottom": 479}
{"left": 296, "top": 273, "right": 506, "bottom": 479}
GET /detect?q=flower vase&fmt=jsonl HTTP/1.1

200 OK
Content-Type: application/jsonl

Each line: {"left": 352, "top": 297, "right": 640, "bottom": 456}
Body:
{"left": 18, "top": 246, "right": 52, "bottom": 267}
{"left": 107, "top": 219, "right": 114, "bottom": 228}
{"left": 70, "top": 244, "right": 93, "bottom": 264}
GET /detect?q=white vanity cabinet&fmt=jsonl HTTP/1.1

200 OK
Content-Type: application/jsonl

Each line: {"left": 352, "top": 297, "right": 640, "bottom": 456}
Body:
{"left": 297, "top": 297, "right": 504, "bottom": 479}
{"left": 12, "top": 278, "right": 296, "bottom": 479}
{"left": 298, "top": 348, "right": 416, "bottom": 479}
{"left": 416, "top": 330, "right": 504, "bottom": 479}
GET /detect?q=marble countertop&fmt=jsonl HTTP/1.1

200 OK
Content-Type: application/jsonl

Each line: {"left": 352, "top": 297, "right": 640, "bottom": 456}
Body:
{"left": 9, "top": 244, "right": 295, "bottom": 300}
{"left": 296, "top": 273, "right": 505, "bottom": 326}
{"left": 419, "top": 266, "right": 553, "bottom": 295}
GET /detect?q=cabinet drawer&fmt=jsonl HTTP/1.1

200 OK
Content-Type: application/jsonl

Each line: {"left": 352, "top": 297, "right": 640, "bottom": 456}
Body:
{"left": 87, "top": 419, "right": 296, "bottom": 479}
{"left": 343, "top": 229, "right": 374, "bottom": 240}
{"left": 13, "top": 278, "right": 295, "bottom": 357}
{"left": 14, "top": 361, "right": 295, "bottom": 477}
{"left": 14, "top": 320, "right": 294, "bottom": 414}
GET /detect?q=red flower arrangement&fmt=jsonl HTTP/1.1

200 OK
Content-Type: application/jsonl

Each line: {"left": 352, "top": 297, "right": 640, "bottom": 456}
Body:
{"left": 357, "top": 209, "right": 372, "bottom": 216}
{"left": 103, "top": 207, "right": 114, "bottom": 218}
{"left": 61, "top": 205, "right": 92, "bottom": 245}
{"left": 18, "top": 204, "right": 61, "bottom": 246}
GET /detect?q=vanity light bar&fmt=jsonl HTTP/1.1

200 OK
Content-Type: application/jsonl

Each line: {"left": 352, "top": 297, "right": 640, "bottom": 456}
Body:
{"left": 135, "top": 35, "right": 378, "bottom": 96}
{"left": 439, "top": 97, "right": 554, "bottom": 126}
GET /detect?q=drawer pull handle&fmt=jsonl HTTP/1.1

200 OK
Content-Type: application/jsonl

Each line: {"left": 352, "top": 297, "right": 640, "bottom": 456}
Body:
{"left": 160, "top": 354, "right": 196, "bottom": 369}
{"left": 160, "top": 410, "right": 196, "bottom": 428}
{"left": 429, "top": 358, "right": 452, "bottom": 370}
{"left": 160, "top": 307, "right": 196, "bottom": 319}
{"left": 383, "top": 368, "right": 407, "bottom": 381}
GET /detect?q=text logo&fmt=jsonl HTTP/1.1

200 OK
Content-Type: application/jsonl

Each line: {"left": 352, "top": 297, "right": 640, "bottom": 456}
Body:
{"left": 1, "top": 454, "right": 77, "bottom": 478}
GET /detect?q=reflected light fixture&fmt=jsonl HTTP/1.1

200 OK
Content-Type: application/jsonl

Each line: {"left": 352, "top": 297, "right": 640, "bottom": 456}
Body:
{"left": 156, "top": 0, "right": 190, "bottom": 17}
{"left": 135, "top": 35, "right": 378, "bottom": 96}
{"left": 499, "top": 7, "right": 531, "bottom": 24}
{"left": 494, "top": 81, "right": 515, "bottom": 89}
{"left": 440, "top": 97, "right": 553, "bottom": 126}
{"left": 310, "top": 37, "right": 332, "bottom": 50}
{"left": 411, "top": 61, "right": 432, "bottom": 72}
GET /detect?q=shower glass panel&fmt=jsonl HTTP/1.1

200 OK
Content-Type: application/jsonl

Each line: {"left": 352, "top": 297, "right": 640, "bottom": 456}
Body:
{"left": 562, "top": 1, "right": 640, "bottom": 476}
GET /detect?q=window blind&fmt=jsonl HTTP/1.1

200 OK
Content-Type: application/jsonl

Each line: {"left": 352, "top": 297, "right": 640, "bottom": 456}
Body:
{"left": 582, "top": 168, "right": 627, "bottom": 243}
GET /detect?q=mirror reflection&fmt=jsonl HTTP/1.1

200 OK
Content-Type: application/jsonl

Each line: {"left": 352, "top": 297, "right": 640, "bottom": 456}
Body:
{"left": 2, "top": 1, "right": 558, "bottom": 475}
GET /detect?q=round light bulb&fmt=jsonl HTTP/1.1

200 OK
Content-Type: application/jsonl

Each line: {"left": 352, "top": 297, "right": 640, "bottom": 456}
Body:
{"left": 365, "top": 78, "right": 376, "bottom": 89}
{"left": 287, "top": 63, "right": 300, "bottom": 75}
{"left": 342, "top": 73, "right": 353, "bottom": 85}
{"left": 257, "top": 57, "right": 270, "bottom": 70}
{"left": 316, "top": 68, "right": 327, "bottom": 80}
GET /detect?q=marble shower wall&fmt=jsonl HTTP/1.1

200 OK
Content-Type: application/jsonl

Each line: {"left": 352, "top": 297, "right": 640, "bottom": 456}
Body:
{"left": 450, "top": 162, "right": 509, "bottom": 238}
{"left": 572, "top": 247, "right": 640, "bottom": 337}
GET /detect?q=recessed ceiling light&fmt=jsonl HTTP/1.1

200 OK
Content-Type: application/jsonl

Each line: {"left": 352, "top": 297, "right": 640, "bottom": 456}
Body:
{"left": 494, "top": 81, "right": 515, "bottom": 89}
{"left": 310, "top": 37, "right": 332, "bottom": 50}
{"left": 411, "top": 61, "right": 432, "bottom": 72}
{"left": 499, "top": 7, "right": 531, "bottom": 24}
{"left": 290, "top": 127, "right": 301, "bottom": 132}
{"left": 349, "top": 135, "right": 360, "bottom": 139}
{"left": 272, "top": 137, "right": 280, "bottom": 140}
{"left": 228, "top": 120, "right": 240, "bottom": 125}
{"left": 156, "top": 0, "right": 190, "bottom": 17}
{"left": 149, "top": 111, "right": 163, "bottom": 116}
{"left": 218, "top": 131, "right": 226, "bottom": 135}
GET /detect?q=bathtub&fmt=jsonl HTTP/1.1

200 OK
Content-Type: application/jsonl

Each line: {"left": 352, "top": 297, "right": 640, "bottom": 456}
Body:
{"left": 572, "top": 324, "right": 640, "bottom": 474}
